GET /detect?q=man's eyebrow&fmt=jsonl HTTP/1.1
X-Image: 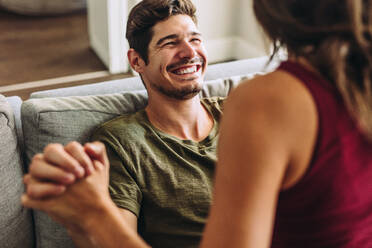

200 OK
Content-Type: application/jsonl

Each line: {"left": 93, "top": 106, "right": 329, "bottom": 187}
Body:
{"left": 156, "top": 34, "right": 179, "bottom": 46}
{"left": 156, "top": 32, "right": 202, "bottom": 46}
{"left": 191, "top": 31, "right": 202, "bottom": 37}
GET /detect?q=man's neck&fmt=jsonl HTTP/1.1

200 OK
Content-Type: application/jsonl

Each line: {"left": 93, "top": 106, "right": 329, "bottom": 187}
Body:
{"left": 145, "top": 94, "right": 214, "bottom": 142}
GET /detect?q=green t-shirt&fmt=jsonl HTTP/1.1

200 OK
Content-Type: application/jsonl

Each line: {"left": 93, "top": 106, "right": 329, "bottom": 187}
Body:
{"left": 91, "top": 97, "right": 224, "bottom": 248}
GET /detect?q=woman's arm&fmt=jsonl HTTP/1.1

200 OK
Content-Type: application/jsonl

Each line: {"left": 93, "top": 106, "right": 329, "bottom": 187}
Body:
{"left": 201, "top": 71, "right": 317, "bottom": 248}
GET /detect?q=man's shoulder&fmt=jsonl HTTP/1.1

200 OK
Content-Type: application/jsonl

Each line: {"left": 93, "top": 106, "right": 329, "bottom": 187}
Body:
{"left": 91, "top": 110, "right": 148, "bottom": 142}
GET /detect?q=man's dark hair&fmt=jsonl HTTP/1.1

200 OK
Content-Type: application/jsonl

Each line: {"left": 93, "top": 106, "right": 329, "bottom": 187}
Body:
{"left": 126, "top": 0, "right": 197, "bottom": 64}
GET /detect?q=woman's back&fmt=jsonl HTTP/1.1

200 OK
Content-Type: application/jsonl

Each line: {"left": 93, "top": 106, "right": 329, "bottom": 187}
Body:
{"left": 272, "top": 61, "right": 372, "bottom": 247}
{"left": 201, "top": 1, "right": 372, "bottom": 247}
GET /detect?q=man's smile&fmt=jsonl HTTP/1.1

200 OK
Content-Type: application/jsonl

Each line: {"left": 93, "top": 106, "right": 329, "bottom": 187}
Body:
{"left": 169, "top": 64, "right": 202, "bottom": 75}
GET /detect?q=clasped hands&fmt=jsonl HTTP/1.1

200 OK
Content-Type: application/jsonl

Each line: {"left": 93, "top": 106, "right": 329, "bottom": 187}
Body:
{"left": 21, "top": 141, "right": 113, "bottom": 233}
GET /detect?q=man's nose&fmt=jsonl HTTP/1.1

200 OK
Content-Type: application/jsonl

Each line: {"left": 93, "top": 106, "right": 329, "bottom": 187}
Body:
{"left": 178, "top": 41, "right": 197, "bottom": 59}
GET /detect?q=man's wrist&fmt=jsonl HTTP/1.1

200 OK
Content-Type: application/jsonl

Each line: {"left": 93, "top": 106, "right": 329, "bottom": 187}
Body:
{"left": 78, "top": 200, "right": 149, "bottom": 248}
{"left": 81, "top": 197, "right": 118, "bottom": 233}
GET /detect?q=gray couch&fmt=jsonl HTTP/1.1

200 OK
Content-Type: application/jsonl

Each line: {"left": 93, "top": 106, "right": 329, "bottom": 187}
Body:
{"left": 0, "top": 56, "right": 278, "bottom": 248}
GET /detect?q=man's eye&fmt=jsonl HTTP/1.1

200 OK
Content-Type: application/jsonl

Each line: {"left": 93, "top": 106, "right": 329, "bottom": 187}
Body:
{"left": 191, "top": 38, "right": 201, "bottom": 43}
{"left": 164, "top": 41, "right": 176, "bottom": 46}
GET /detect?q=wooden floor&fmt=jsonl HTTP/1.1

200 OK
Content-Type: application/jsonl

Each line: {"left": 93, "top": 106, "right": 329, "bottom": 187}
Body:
{"left": 0, "top": 8, "right": 130, "bottom": 99}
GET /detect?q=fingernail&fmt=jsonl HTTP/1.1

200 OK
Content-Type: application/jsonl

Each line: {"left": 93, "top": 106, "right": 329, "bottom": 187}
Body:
{"left": 75, "top": 167, "right": 85, "bottom": 178}
{"left": 63, "top": 174, "right": 75, "bottom": 184}
{"left": 90, "top": 144, "right": 99, "bottom": 153}
{"left": 56, "top": 185, "right": 66, "bottom": 193}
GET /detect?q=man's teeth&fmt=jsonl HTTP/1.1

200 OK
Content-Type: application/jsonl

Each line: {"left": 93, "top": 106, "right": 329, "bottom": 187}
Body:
{"left": 173, "top": 66, "right": 197, "bottom": 75}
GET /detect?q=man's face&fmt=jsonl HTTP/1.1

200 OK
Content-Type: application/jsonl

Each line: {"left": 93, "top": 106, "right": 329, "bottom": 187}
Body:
{"left": 140, "top": 14, "right": 208, "bottom": 100}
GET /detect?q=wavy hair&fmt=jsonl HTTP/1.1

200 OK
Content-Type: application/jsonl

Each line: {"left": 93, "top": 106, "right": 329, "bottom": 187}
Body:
{"left": 253, "top": 0, "right": 372, "bottom": 140}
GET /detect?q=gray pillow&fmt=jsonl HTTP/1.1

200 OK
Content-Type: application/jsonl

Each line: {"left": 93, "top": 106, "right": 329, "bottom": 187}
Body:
{"left": 0, "top": 95, "right": 34, "bottom": 248}
{"left": 22, "top": 91, "right": 147, "bottom": 248}
{"left": 21, "top": 75, "right": 250, "bottom": 247}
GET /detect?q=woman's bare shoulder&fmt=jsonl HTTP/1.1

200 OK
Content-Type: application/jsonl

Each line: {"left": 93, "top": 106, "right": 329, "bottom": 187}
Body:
{"left": 223, "top": 68, "right": 318, "bottom": 155}
{"left": 221, "top": 69, "right": 318, "bottom": 190}
{"left": 229, "top": 70, "right": 311, "bottom": 107}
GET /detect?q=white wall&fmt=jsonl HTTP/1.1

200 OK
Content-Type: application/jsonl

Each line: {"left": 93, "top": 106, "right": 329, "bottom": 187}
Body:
{"left": 193, "top": 0, "right": 236, "bottom": 62}
{"left": 87, "top": 0, "right": 109, "bottom": 66}
{"left": 194, "top": 0, "right": 270, "bottom": 62}
{"left": 234, "top": 0, "right": 270, "bottom": 59}
{"left": 87, "top": 0, "right": 128, "bottom": 74}
{"left": 88, "top": 0, "right": 270, "bottom": 73}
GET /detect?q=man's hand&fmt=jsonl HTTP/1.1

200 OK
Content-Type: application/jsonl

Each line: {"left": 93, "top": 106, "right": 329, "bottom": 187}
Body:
{"left": 22, "top": 142, "right": 112, "bottom": 231}
{"left": 24, "top": 141, "right": 106, "bottom": 199}
{"left": 22, "top": 142, "right": 147, "bottom": 248}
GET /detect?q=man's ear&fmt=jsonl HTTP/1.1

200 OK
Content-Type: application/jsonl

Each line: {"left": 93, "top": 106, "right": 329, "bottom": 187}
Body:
{"left": 127, "top": 49, "right": 146, "bottom": 73}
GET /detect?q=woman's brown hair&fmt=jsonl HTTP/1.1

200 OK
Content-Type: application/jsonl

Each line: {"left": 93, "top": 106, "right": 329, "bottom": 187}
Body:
{"left": 253, "top": 0, "right": 372, "bottom": 139}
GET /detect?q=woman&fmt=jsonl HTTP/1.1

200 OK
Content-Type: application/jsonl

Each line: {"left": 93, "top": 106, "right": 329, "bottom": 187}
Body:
{"left": 201, "top": 0, "right": 372, "bottom": 247}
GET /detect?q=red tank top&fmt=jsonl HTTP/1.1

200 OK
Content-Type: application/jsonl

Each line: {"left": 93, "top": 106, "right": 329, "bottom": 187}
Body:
{"left": 272, "top": 61, "right": 372, "bottom": 247}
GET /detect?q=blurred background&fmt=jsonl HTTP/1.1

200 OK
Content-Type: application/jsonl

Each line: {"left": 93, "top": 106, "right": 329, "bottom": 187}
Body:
{"left": 0, "top": 0, "right": 269, "bottom": 99}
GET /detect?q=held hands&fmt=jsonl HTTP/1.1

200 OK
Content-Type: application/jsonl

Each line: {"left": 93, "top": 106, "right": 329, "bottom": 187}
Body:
{"left": 21, "top": 141, "right": 113, "bottom": 232}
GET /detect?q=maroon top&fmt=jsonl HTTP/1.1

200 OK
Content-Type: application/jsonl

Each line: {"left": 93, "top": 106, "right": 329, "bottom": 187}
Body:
{"left": 271, "top": 61, "right": 372, "bottom": 247}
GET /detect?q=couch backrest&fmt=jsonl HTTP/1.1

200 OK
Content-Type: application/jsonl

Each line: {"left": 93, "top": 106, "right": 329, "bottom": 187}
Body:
{"left": 0, "top": 95, "right": 34, "bottom": 248}
{"left": 30, "top": 56, "right": 276, "bottom": 98}
{"left": 22, "top": 75, "right": 247, "bottom": 247}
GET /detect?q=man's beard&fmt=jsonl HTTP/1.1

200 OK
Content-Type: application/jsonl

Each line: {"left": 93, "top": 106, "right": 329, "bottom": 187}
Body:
{"left": 154, "top": 56, "right": 205, "bottom": 100}
{"left": 153, "top": 82, "right": 202, "bottom": 100}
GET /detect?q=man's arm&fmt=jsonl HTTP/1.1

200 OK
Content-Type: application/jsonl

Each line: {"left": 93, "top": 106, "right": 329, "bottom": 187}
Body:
{"left": 67, "top": 209, "right": 138, "bottom": 248}
{"left": 79, "top": 202, "right": 148, "bottom": 248}
{"left": 118, "top": 208, "right": 138, "bottom": 232}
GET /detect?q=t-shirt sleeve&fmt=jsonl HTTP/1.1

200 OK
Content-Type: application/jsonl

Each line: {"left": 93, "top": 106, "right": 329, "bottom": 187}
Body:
{"left": 91, "top": 127, "right": 142, "bottom": 217}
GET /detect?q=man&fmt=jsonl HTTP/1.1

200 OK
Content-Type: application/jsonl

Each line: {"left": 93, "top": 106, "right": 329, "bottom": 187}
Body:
{"left": 22, "top": 1, "right": 224, "bottom": 247}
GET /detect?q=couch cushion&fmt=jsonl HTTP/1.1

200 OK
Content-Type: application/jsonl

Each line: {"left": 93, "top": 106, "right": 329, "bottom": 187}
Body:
{"left": 22, "top": 90, "right": 147, "bottom": 248}
{"left": 6, "top": 96, "right": 24, "bottom": 152}
{"left": 21, "top": 75, "right": 249, "bottom": 247}
{"left": 0, "top": 95, "right": 34, "bottom": 248}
